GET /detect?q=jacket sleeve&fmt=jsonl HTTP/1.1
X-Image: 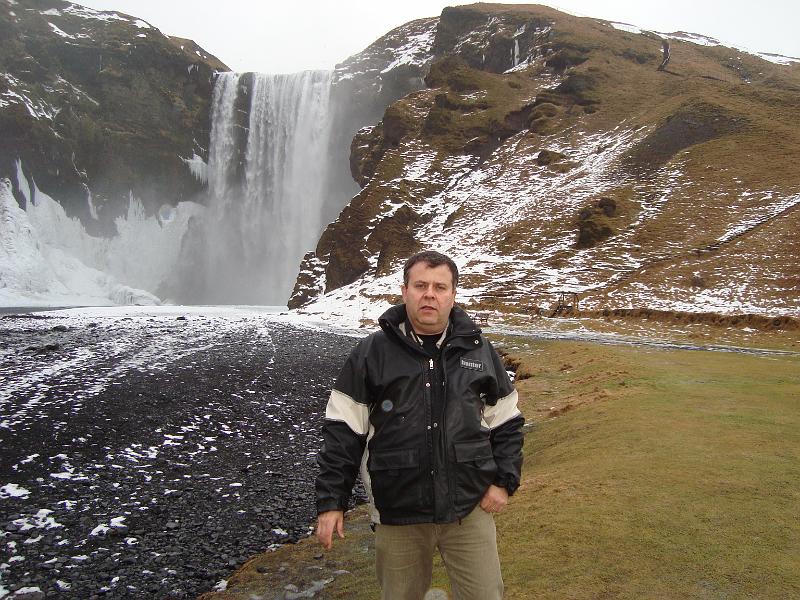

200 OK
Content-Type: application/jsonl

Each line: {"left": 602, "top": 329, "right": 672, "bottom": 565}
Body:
{"left": 483, "top": 341, "right": 525, "bottom": 495}
{"left": 315, "top": 338, "right": 372, "bottom": 514}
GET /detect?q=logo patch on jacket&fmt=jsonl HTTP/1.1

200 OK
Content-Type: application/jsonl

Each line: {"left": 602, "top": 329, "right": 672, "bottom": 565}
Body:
{"left": 460, "top": 357, "right": 484, "bottom": 371}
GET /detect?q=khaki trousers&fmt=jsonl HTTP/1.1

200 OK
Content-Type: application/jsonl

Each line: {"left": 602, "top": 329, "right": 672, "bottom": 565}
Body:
{"left": 374, "top": 506, "right": 503, "bottom": 600}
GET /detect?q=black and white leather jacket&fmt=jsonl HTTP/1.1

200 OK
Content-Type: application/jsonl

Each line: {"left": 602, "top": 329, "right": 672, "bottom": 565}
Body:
{"left": 316, "top": 304, "right": 524, "bottom": 525}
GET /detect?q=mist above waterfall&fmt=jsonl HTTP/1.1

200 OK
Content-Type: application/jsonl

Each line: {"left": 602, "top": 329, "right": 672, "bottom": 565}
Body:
{"left": 171, "top": 70, "right": 342, "bottom": 305}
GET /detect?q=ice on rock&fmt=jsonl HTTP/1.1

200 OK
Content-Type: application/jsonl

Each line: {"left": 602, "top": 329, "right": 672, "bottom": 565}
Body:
{"left": 0, "top": 178, "right": 159, "bottom": 307}
{"left": 180, "top": 153, "right": 208, "bottom": 183}
{"left": 0, "top": 163, "right": 203, "bottom": 307}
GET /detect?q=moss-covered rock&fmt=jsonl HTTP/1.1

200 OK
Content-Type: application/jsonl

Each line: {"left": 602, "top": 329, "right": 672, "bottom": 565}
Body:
{"left": 383, "top": 103, "right": 418, "bottom": 145}
{"left": 544, "top": 43, "right": 591, "bottom": 72}
{"left": 575, "top": 194, "right": 638, "bottom": 248}
{"left": 432, "top": 5, "right": 556, "bottom": 73}
{"left": 350, "top": 124, "right": 386, "bottom": 187}
{"left": 536, "top": 149, "right": 566, "bottom": 166}
{"left": 367, "top": 205, "right": 423, "bottom": 276}
{"left": 555, "top": 72, "right": 601, "bottom": 106}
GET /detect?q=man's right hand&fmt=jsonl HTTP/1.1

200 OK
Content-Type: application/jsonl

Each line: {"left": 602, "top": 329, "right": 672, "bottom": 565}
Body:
{"left": 316, "top": 510, "right": 345, "bottom": 550}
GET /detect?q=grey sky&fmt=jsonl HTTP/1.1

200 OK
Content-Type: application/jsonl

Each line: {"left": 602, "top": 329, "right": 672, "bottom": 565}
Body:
{"left": 76, "top": 1, "right": 800, "bottom": 74}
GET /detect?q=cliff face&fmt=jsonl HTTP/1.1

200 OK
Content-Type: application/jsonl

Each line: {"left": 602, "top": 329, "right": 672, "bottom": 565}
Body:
{"left": 0, "top": 0, "right": 227, "bottom": 236}
{"left": 290, "top": 3, "right": 800, "bottom": 318}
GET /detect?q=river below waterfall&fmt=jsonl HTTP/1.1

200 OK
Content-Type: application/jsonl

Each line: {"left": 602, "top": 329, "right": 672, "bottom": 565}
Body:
{"left": 0, "top": 307, "right": 358, "bottom": 599}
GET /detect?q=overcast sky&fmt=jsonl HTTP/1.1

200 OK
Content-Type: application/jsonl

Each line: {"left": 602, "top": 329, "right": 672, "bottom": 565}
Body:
{"left": 76, "top": 1, "right": 800, "bottom": 74}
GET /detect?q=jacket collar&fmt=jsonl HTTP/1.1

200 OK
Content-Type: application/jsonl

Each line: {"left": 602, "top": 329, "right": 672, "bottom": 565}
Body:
{"left": 400, "top": 321, "right": 450, "bottom": 350}
{"left": 378, "top": 304, "right": 481, "bottom": 350}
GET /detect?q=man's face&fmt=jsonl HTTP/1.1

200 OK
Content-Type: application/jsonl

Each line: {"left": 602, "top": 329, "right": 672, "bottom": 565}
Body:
{"left": 401, "top": 262, "right": 456, "bottom": 335}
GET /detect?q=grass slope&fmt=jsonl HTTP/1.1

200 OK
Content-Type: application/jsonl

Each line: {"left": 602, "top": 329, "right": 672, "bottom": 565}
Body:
{"left": 504, "top": 339, "right": 800, "bottom": 599}
{"left": 200, "top": 335, "right": 800, "bottom": 599}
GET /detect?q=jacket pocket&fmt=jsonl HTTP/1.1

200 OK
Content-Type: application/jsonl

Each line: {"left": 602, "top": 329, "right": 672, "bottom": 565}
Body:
{"left": 453, "top": 439, "right": 497, "bottom": 509}
{"left": 368, "top": 447, "right": 421, "bottom": 510}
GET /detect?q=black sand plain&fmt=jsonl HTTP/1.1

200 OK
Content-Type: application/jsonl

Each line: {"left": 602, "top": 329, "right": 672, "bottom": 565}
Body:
{"left": 0, "top": 308, "right": 355, "bottom": 599}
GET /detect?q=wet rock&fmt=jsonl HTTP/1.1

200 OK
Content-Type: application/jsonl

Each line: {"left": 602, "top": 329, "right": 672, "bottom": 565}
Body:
{"left": 10, "top": 590, "right": 46, "bottom": 600}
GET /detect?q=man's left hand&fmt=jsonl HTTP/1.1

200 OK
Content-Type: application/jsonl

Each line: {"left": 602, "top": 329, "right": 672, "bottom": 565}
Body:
{"left": 480, "top": 484, "right": 509, "bottom": 514}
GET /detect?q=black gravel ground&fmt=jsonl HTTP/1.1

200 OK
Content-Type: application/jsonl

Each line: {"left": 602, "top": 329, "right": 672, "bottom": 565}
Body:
{"left": 0, "top": 308, "right": 358, "bottom": 599}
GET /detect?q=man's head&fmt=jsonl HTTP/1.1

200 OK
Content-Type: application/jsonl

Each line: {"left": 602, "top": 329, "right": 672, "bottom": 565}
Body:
{"left": 401, "top": 251, "right": 458, "bottom": 335}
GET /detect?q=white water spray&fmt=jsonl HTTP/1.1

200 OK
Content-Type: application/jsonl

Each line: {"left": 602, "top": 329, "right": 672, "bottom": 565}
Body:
{"left": 198, "top": 70, "right": 334, "bottom": 304}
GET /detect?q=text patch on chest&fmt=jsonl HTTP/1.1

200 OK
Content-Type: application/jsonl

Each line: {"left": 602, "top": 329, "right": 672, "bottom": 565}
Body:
{"left": 460, "top": 357, "right": 484, "bottom": 371}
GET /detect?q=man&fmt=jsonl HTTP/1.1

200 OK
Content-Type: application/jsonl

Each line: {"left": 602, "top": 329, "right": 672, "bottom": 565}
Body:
{"left": 315, "top": 250, "right": 524, "bottom": 599}
{"left": 658, "top": 39, "right": 671, "bottom": 71}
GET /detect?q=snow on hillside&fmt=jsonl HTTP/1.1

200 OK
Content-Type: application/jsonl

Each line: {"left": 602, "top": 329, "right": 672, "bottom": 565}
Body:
{"left": 334, "top": 17, "right": 439, "bottom": 82}
{"left": 296, "top": 124, "right": 647, "bottom": 327}
{"left": 296, "top": 117, "right": 800, "bottom": 327}
{"left": 292, "top": 5, "right": 800, "bottom": 328}
{"left": 0, "top": 3, "right": 167, "bottom": 123}
{"left": 608, "top": 22, "right": 800, "bottom": 66}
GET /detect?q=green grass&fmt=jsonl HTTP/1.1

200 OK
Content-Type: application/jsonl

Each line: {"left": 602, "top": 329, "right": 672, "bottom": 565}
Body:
{"left": 502, "top": 341, "right": 800, "bottom": 599}
{"left": 203, "top": 338, "right": 800, "bottom": 599}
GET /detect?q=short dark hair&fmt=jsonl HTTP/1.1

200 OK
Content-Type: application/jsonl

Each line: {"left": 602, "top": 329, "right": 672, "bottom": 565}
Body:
{"left": 403, "top": 251, "right": 459, "bottom": 289}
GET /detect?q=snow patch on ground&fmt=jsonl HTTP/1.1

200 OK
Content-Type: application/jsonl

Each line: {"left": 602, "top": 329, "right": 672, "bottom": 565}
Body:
{"left": 13, "top": 509, "right": 62, "bottom": 532}
{"left": 90, "top": 517, "right": 127, "bottom": 537}
{"left": 661, "top": 31, "right": 720, "bottom": 46}
{"left": 716, "top": 194, "right": 800, "bottom": 244}
{"left": 60, "top": 4, "right": 128, "bottom": 23}
{"left": 609, "top": 22, "right": 642, "bottom": 35}
{"left": 755, "top": 52, "right": 800, "bottom": 65}
{"left": 0, "top": 483, "right": 31, "bottom": 499}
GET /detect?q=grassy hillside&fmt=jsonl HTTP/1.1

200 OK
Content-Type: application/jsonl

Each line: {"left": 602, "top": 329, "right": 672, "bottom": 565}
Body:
{"left": 200, "top": 333, "right": 800, "bottom": 599}
{"left": 294, "top": 3, "right": 800, "bottom": 320}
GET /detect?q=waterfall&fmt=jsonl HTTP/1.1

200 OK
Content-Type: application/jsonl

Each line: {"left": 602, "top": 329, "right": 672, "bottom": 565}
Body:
{"left": 1, "top": 70, "right": 352, "bottom": 307}
{"left": 188, "top": 70, "right": 335, "bottom": 305}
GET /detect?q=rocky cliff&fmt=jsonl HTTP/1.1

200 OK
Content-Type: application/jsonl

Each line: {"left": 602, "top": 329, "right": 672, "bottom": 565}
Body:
{"left": 290, "top": 3, "right": 800, "bottom": 320}
{"left": 0, "top": 0, "right": 227, "bottom": 236}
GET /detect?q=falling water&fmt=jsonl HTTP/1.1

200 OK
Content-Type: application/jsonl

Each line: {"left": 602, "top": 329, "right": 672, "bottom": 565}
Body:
{"left": 188, "top": 70, "right": 335, "bottom": 305}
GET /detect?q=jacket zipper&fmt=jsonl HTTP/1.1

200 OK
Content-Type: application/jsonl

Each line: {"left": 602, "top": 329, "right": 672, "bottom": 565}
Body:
{"left": 422, "top": 356, "right": 435, "bottom": 514}
{"left": 438, "top": 347, "right": 455, "bottom": 520}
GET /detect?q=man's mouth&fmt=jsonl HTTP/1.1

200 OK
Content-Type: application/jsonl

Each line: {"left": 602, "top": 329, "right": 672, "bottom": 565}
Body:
{"left": 420, "top": 305, "right": 436, "bottom": 312}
